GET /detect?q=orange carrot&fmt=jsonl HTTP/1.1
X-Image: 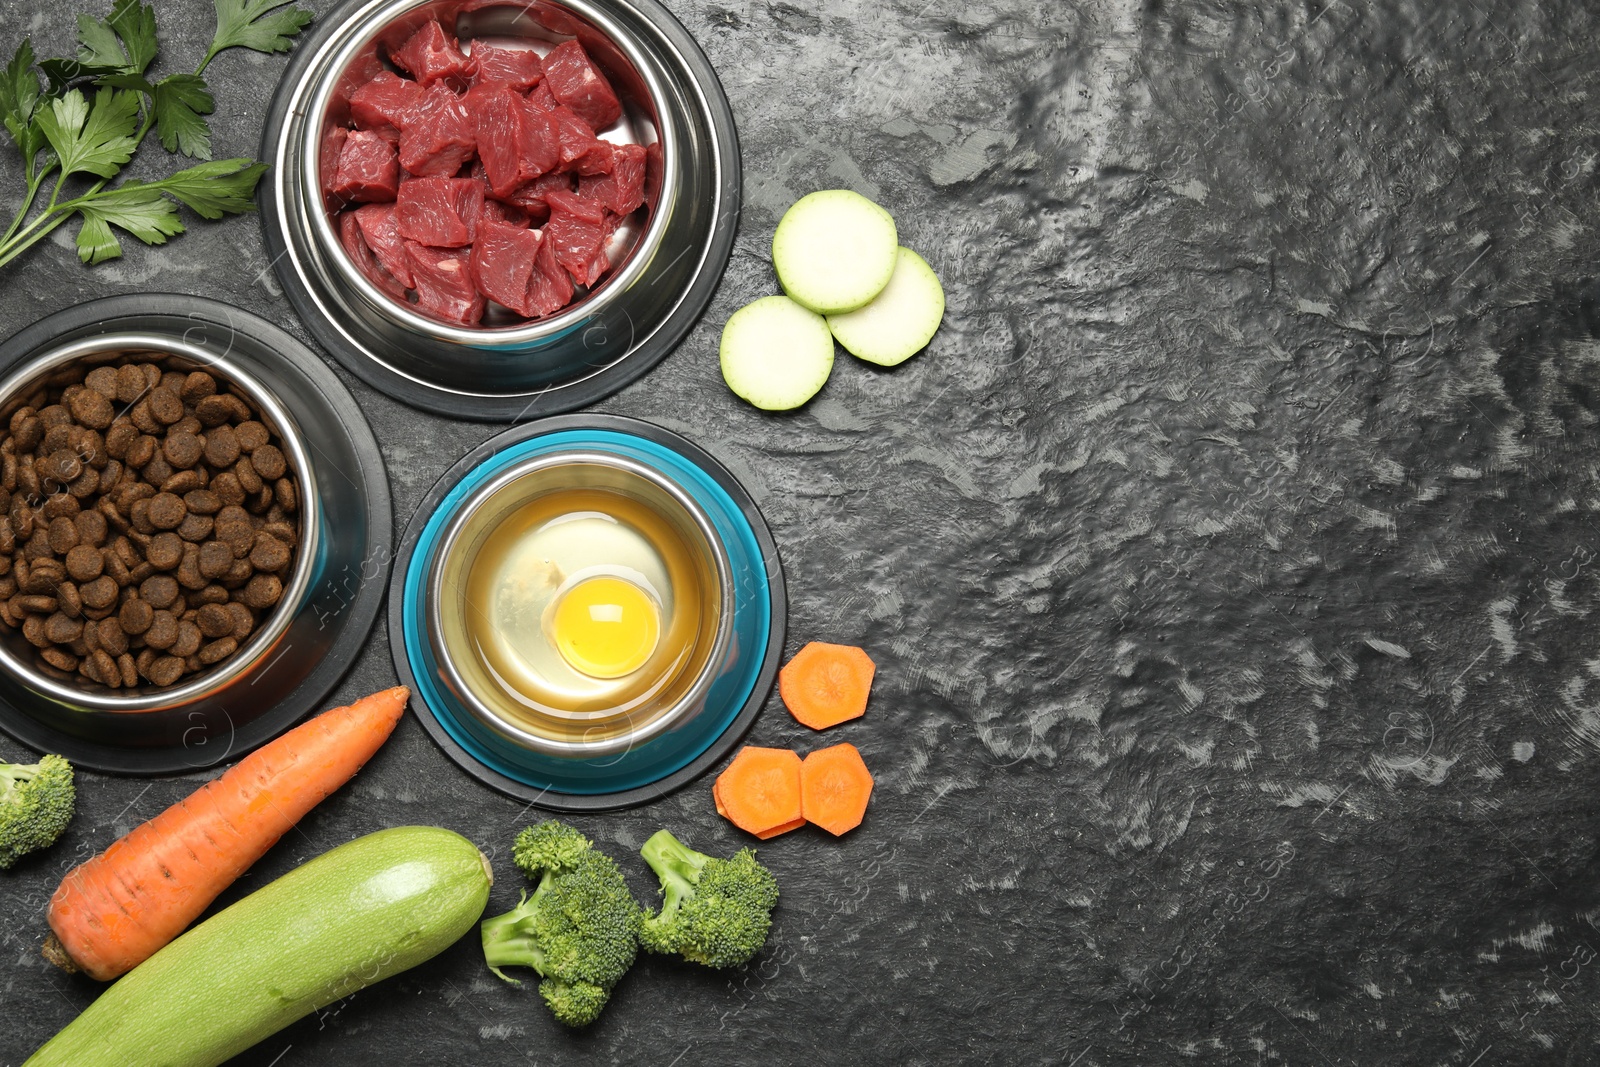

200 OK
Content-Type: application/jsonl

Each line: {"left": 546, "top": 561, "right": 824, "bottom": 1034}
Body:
{"left": 713, "top": 746, "right": 802, "bottom": 839}
{"left": 44, "top": 686, "right": 409, "bottom": 981}
{"left": 779, "top": 642, "right": 875, "bottom": 730}
{"left": 800, "top": 743, "right": 873, "bottom": 836}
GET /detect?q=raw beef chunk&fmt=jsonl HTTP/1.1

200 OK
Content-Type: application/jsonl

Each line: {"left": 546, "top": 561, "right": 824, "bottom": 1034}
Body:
{"left": 330, "top": 129, "right": 401, "bottom": 203}
{"left": 541, "top": 41, "right": 622, "bottom": 129}
{"left": 390, "top": 20, "right": 474, "bottom": 86}
{"left": 396, "top": 177, "right": 485, "bottom": 247}
{"left": 470, "top": 222, "right": 544, "bottom": 316}
{"left": 399, "top": 84, "right": 477, "bottom": 177}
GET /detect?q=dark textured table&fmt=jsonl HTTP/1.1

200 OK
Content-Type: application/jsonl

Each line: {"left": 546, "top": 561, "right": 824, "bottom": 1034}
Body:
{"left": 4, "top": 0, "right": 1600, "bottom": 1063}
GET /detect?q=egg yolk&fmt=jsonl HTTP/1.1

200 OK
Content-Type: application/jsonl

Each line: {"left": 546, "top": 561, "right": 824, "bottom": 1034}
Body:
{"left": 550, "top": 576, "right": 660, "bottom": 679}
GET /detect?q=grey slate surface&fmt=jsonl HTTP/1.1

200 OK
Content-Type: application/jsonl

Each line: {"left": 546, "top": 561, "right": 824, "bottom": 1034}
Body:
{"left": 3, "top": 0, "right": 1600, "bottom": 1063}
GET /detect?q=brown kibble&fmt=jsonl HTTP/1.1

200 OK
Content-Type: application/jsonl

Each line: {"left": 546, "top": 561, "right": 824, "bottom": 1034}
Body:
{"left": 176, "top": 513, "right": 213, "bottom": 543}
{"left": 234, "top": 455, "right": 262, "bottom": 494}
{"left": 198, "top": 540, "right": 233, "bottom": 579}
{"left": 114, "top": 482, "right": 156, "bottom": 511}
{"left": 69, "top": 465, "right": 99, "bottom": 500}
{"left": 41, "top": 422, "right": 74, "bottom": 456}
{"left": 23, "top": 558, "right": 61, "bottom": 593}
{"left": 119, "top": 598, "right": 154, "bottom": 634}
{"left": 15, "top": 593, "right": 56, "bottom": 614}
{"left": 105, "top": 421, "right": 138, "bottom": 459}
{"left": 75, "top": 508, "right": 107, "bottom": 546}
{"left": 139, "top": 574, "right": 180, "bottom": 609}
{"left": 117, "top": 651, "right": 138, "bottom": 688}
{"left": 112, "top": 536, "right": 140, "bottom": 568}
{"left": 68, "top": 388, "right": 114, "bottom": 430}
{"left": 65, "top": 544, "right": 104, "bottom": 581}
{"left": 160, "top": 469, "right": 204, "bottom": 496}
{"left": 250, "top": 444, "right": 287, "bottom": 480}
{"left": 204, "top": 424, "right": 240, "bottom": 469}
{"left": 145, "top": 531, "right": 183, "bottom": 570}
{"left": 143, "top": 610, "right": 178, "bottom": 650}
{"left": 89, "top": 649, "right": 117, "bottom": 687}
{"left": 11, "top": 416, "right": 41, "bottom": 453}
{"left": 37, "top": 405, "right": 70, "bottom": 430}
{"left": 21, "top": 614, "right": 48, "bottom": 648}
{"left": 197, "top": 636, "right": 238, "bottom": 665}
{"left": 160, "top": 370, "right": 187, "bottom": 396}
{"left": 125, "top": 434, "right": 156, "bottom": 469}
{"left": 241, "top": 573, "right": 282, "bottom": 609}
{"left": 129, "top": 498, "right": 154, "bottom": 534}
{"left": 126, "top": 561, "right": 154, "bottom": 584}
{"left": 188, "top": 584, "right": 229, "bottom": 606}
{"left": 172, "top": 620, "right": 201, "bottom": 658}
{"left": 196, "top": 602, "right": 234, "bottom": 638}
{"left": 163, "top": 431, "right": 203, "bottom": 469}
{"left": 40, "top": 647, "right": 78, "bottom": 672}
{"left": 212, "top": 471, "right": 245, "bottom": 506}
{"left": 249, "top": 534, "right": 290, "bottom": 573}
{"left": 273, "top": 478, "right": 297, "bottom": 513}
{"left": 147, "top": 492, "right": 186, "bottom": 530}
{"left": 142, "top": 454, "right": 174, "bottom": 488}
{"left": 235, "top": 421, "right": 269, "bottom": 452}
{"left": 85, "top": 366, "right": 119, "bottom": 398}
{"left": 222, "top": 558, "right": 254, "bottom": 585}
{"left": 195, "top": 395, "right": 234, "bottom": 426}
{"left": 56, "top": 580, "right": 80, "bottom": 617}
{"left": 184, "top": 489, "right": 221, "bottom": 515}
{"left": 115, "top": 364, "right": 146, "bottom": 403}
{"left": 80, "top": 575, "right": 117, "bottom": 609}
{"left": 96, "top": 617, "right": 129, "bottom": 656}
{"left": 130, "top": 399, "right": 160, "bottom": 434}
{"left": 47, "top": 516, "right": 79, "bottom": 555}
{"left": 180, "top": 371, "right": 217, "bottom": 403}
{"left": 104, "top": 549, "right": 130, "bottom": 587}
{"left": 41, "top": 494, "right": 79, "bottom": 521}
{"left": 42, "top": 448, "right": 82, "bottom": 488}
{"left": 262, "top": 520, "right": 297, "bottom": 546}
{"left": 225, "top": 602, "right": 254, "bottom": 640}
{"left": 148, "top": 386, "right": 183, "bottom": 425}
{"left": 145, "top": 654, "right": 184, "bottom": 686}
{"left": 249, "top": 485, "right": 274, "bottom": 514}
{"left": 43, "top": 612, "right": 82, "bottom": 644}
{"left": 98, "top": 460, "right": 123, "bottom": 494}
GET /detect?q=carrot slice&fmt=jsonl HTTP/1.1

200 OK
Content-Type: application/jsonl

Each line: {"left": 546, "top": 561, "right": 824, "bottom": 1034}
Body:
{"left": 755, "top": 816, "right": 806, "bottom": 840}
{"left": 45, "top": 687, "right": 409, "bottom": 981}
{"left": 801, "top": 743, "right": 873, "bottom": 836}
{"left": 779, "top": 642, "right": 875, "bottom": 730}
{"left": 713, "top": 746, "right": 802, "bottom": 838}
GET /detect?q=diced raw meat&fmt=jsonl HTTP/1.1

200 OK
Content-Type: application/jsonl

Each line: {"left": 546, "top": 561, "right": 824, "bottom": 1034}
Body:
{"left": 544, "top": 188, "right": 608, "bottom": 225}
{"left": 541, "top": 41, "right": 622, "bottom": 130}
{"left": 340, "top": 213, "right": 409, "bottom": 300}
{"left": 565, "top": 138, "right": 614, "bottom": 177}
{"left": 469, "top": 43, "right": 543, "bottom": 89}
{"left": 480, "top": 197, "right": 529, "bottom": 228}
{"left": 526, "top": 82, "right": 559, "bottom": 113}
{"left": 544, "top": 196, "right": 613, "bottom": 287}
{"left": 396, "top": 177, "right": 485, "bottom": 247}
{"left": 526, "top": 233, "right": 575, "bottom": 317}
{"left": 406, "top": 242, "right": 485, "bottom": 324}
{"left": 500, "top": 170, "right": 573, "bottom": 218}
{"left": 320, "top": 126, "right": 348, "bottom": 198}
{"left": 578, "top": 141, "right": 647, "bottom": 215}
{"left": 349, "top": 71, "right": 424, "bottom": 133}
{"left": 353, "top": 203, "right": 415, "bottom": 287}
{"left": 546, "top": 106, "right": 601, "bottom": 167}
{"left": 399, "top": 84, "right": 477, "bottom": 177}
{"left": 330, "top": 129, "right": 401, "bottom": 203}
{"left": 470, "top": 222, "right": 544, "bottom": 316}
{"left": 390, "top": 20, "right": 474, "bottom": 86}
{"left": 469, "top": 85, "right": 560, "bottom": 197}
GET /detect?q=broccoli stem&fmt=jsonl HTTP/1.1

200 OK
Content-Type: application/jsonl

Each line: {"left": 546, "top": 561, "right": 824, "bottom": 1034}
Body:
{"left": 640, "top": 829, "right": 709, "bottom": 920}
{"left": 480, "top": 872, "right": 558, "bottom": 982}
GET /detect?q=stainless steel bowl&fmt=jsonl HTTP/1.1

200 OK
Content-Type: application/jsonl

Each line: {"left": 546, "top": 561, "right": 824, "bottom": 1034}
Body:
{"left": 0, "top": 333, "right": 322, "bottom": 711}
{"left": 261, "top": 0, "right": 741, "bottom": 420}
{"left": 425, "top": 451, "right": 734, "bottom": 758}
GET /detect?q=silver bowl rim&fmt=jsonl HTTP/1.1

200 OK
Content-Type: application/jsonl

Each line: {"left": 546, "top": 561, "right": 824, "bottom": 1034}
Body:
{"left": 0, "top": 332, "right": 324, "bottom": 713}
{"left": 425, "top": 448, "right": 734, "bottom": 757}
{"left": 302, "top": 0, "right": 681, "bottom": 342}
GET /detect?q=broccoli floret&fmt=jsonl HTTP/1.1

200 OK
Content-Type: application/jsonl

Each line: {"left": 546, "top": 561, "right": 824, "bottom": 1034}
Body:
{"left": 637, "top": 829, "right": 778, "bottom": 969}
{"left": 481, "top": 821, "right": 639, "bottom": 1027}
{"left": 0, "top": 754, "right": 74, "bottom": 870}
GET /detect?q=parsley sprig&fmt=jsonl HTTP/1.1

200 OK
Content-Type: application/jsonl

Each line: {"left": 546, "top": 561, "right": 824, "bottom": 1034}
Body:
{"left": 0, "top": 0, "right": 311, "bottom": 268}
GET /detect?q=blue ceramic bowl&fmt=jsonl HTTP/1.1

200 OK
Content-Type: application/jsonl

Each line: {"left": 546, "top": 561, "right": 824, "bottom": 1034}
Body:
{"left": 389, "top": 414, "right": 784, "bottom": 809}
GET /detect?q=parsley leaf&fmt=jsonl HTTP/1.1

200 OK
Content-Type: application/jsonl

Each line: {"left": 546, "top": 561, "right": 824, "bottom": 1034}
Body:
{"left": 35, "top": 87, "right": 140, "bottom": 178}
{"left": 105, "top": 0, "right": 158, "bottom": 75}
{"left": 0, "top": 41, "right": 46, "bottom": 167}
{"left": 149, "top": 157, "right": 266, "bottom": 217}
{"left": 208, "top": 0, "right": 313, "bottom": 62}
{"left": 42, "top": 0, "right": 158, "bottom": 90}
{"left": 74, "top": 13, "right": 127, "bottom": 72}
{"left": 75, "top": 184, "right": 183, "bottom": 263}
{"left": 152, "top": 73, "right": 213, "bottom": 159}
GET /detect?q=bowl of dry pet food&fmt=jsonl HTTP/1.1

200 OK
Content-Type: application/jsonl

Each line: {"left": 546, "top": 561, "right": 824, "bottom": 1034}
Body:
{"left": 0, "top": 296, "right": 392, "bottom": 774}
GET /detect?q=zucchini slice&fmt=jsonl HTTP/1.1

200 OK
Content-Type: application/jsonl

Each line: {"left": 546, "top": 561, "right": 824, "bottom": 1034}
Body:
{"left": 771, "top": 190, "right": 898, "bottom": 315}
{"left": 720, "top": 295, "right": 835, "bottom": 410}
{"left": 827, "top": 247, "right": 945, "bottom": 366}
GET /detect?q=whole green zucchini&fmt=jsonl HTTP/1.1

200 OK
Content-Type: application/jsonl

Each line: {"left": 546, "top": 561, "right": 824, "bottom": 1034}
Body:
{"left": 26, "top": 825, "right": 492, "bottom": 1067}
